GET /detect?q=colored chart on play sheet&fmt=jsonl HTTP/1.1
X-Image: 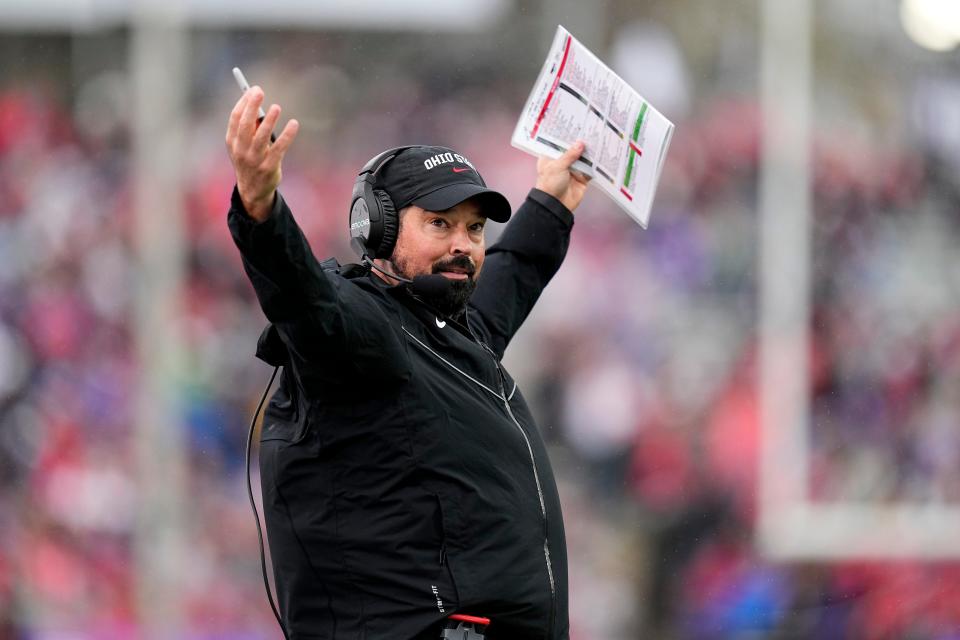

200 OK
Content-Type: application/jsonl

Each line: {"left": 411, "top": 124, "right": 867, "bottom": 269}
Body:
{"left": 511, "top": 25, "right": 675, "bottom": 228}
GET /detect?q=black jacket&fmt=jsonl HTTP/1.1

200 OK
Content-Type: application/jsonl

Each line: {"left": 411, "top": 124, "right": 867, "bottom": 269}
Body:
{"left": 229, "top": 187, "right": 574, "bottom": 640}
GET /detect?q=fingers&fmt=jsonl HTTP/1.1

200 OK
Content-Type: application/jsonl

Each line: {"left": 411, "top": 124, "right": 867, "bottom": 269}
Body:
{"left": 270, "top": 118, "right": 300, "bottom": 156}
{"left": 253, "top": 103, "right": 281, "bottom": 148}
{"left": 571, "top": 168, "right": 592, "bottom": 184}
{"left": 236, "top": 86, "right": 264, "bottom": 147}
{"left": 226, "top": 89, "right": 255, "bottom": 147}
{"left": 225, "top": 85, "right": 297, "bottom": 214}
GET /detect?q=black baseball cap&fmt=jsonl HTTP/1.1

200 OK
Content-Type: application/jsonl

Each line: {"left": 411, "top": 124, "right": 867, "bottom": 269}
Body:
{"left": 377, "top": 146, "right": 512, "bottom": 223}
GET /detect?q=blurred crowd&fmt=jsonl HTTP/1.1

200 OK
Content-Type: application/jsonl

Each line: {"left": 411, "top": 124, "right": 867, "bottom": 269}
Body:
{"left": 1, "top": 49, "right": 960, "bottom": 640}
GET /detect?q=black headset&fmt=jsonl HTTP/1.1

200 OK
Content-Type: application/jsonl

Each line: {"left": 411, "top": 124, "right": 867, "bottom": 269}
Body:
{"left": 348, "top": 146, "right": 415, "bottom": 260}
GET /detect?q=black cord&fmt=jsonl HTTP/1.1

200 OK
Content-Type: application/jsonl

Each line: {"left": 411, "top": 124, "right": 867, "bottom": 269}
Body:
{"left": 245, "top": 365, "right": 289, "bottom": 640}
{"left": 362, "top": 254, "right": 413, "bottom": 284}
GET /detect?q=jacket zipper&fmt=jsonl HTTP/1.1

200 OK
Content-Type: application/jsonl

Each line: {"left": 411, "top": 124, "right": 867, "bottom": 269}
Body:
{"left": 401, "top": 327, "right": 558, "bottom": 614}
{"left": 498, "top": 376, "right": 557, "bottom": 601}
{"left": 471, "top": 337, "right": 558, "bottom": 615}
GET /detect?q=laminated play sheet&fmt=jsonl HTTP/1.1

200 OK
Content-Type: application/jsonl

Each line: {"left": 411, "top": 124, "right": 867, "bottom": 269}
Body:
{"left": 512, "top": 25, "right": 675, "bottom": 228}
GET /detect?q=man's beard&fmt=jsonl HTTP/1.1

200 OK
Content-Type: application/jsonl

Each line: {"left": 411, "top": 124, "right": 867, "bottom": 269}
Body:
{"left": 392, "top": 253, "right": 477, "bottom": 318}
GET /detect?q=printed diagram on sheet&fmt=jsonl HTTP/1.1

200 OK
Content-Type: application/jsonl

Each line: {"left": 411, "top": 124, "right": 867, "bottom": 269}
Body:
{"left": 511, "top": 25, "right": 675, "bottom": 228}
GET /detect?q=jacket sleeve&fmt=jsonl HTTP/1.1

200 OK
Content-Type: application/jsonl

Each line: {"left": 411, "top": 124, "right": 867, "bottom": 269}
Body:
{"left": 228, "top": 187, "right": 407, "bottom": 384}
{"left": 468, "top": 188, "right": 574, "bottom": 359}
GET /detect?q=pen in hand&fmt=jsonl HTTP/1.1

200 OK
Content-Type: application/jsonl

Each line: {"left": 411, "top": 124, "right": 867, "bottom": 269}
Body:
{"left": 232, "top": 67, "right": 277, "bottom": 143}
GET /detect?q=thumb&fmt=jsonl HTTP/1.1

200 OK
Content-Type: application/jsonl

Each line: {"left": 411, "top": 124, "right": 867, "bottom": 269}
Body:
{"left": 558, "top": 140, "right": 585, "bottom": 169}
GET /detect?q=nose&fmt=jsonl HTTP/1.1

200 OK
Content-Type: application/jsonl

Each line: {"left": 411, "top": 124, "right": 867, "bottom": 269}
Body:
{"left": 448, "top": 225, "right": 473, "bottom": 255}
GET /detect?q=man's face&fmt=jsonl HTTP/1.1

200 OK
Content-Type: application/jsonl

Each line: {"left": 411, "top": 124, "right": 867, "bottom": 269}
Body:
{"left": 390, "top": 198, "right": 487, "bottom": 316}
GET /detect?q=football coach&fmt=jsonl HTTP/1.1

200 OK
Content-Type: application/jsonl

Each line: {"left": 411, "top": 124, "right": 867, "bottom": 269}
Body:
{"left": 226, "top": 86, "right": 589, "bottom": 639}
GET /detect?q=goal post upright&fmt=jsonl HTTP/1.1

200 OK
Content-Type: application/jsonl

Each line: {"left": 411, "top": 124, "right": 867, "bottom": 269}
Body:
{"left": 757, "top": 0, "right": 960, "bottom": 560}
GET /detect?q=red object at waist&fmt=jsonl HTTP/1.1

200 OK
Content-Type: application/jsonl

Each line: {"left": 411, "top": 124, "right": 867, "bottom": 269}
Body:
{"left": 448, "top": 614, "right": 490, "bottom": 627}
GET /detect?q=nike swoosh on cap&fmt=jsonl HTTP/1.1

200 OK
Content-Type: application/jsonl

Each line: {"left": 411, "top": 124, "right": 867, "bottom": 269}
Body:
{"left": 451, "top": 167, "right": 471, "bottom": 173}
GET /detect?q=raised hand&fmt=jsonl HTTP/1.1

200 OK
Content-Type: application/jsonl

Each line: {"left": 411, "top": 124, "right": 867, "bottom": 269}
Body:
{"left": 534, "top": 140, "right": 591, "bottom": 213}
{"left": 225, "top": 86, "right": 300, "bottom": 221}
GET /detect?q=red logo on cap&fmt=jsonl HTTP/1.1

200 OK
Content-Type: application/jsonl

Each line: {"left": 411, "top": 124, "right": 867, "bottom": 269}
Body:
{"left": 452, "top": 167, "right": 471, "bottom": 173}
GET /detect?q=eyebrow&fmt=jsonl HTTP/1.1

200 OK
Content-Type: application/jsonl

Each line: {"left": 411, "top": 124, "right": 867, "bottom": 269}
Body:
{"left": 429, "top": 209, "right": 487, "bottom": 222}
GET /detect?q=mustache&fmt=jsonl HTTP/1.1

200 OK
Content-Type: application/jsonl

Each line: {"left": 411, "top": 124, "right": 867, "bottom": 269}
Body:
{"left": 432, "top": 254, "right": 476, "bottom": 277}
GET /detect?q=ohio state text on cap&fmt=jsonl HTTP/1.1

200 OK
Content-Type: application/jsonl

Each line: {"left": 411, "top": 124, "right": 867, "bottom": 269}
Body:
{"left": 377, "top": 146, "right": 512, "bottom": 223}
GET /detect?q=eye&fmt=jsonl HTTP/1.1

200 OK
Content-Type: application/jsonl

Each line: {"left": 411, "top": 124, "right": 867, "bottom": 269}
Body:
{"left": 469, "top": 222, "right": 485, "bottom": 232}
{"left": 429, "top": 218, "right": 448, "bottom": 228}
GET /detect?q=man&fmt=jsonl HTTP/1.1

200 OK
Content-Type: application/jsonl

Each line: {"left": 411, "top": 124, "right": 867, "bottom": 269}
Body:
{"left": 226, "top": 86, "right": 589, "bottom": 639}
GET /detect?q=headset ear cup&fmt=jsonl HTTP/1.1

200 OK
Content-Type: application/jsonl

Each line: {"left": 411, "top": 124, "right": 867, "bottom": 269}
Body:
{"left": 373, "top": 190, "right": 399, "bottom": 258}
{"left": 349, "top": 146, "right": 413, "bottom": 259}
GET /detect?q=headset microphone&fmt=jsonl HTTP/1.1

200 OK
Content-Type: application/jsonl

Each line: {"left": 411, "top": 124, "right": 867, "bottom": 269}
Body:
{"left": 362, "top": 255, "right": 454, "bottom": 298}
